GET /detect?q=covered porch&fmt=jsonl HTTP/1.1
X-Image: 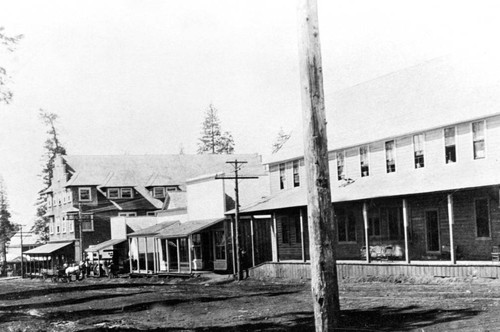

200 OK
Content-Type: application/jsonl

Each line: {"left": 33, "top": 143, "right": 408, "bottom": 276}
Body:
{"left": 23, "top": 241, "right": 74, "bottom": 277}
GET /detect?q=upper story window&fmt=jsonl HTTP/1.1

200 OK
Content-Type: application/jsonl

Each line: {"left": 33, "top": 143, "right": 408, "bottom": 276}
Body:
{"left": 107, "top": 188, "right": 120, "bottom": 199}
{"left": 62, "top": 217, "right": 67, "bottom": 233}
{"left": 49, "top": 218, "right": 54, "bottom": 234}
{"left": 359, "top": 146, "right": 369, "bottom": 177}
{"left": 279, "top": 163, "right": 286, "bottom": 190}
{"left": 118, "top": 211, "right": 137, "bottom": 217}
{"left": 385, "top": 140, "right": 396, "bottom": 173}
{"left": 336, "top": 151, "right": 345, "bottom": 180}
{"left": 413, "top": 134, "right": 425, "bottom": 168}
{"left": 472, "top": 121, "right": 485, "bottom": 159}
{"left": 81, "top": 214, "right": 94, "bottom": 232}
{"left": 293, "top": 160, "right": 300, "bottom": 187}
{"left": 166, "top": 186, "right": 180, "bottom": 192}
{"left": 121, "top": 188, "right": 133, "bottom": 199}
{"left": 47, "top": 195, "right": 52, "bottom": 208}
{"left": 78, "top": 187, "right": 92, "bottom": 201}
{"left": 153, "top": 187, "right": 165, "bottom": 198}
{"left": 444, "top": 127, "right": 456, "bottom": 163}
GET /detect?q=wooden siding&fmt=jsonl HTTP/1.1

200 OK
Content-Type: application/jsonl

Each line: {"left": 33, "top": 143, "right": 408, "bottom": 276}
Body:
{"left": 249, "top": 261, "right": 500, "bottom": 280}
{"left": 268, "top": 115, "right": 500, "bottom": 196}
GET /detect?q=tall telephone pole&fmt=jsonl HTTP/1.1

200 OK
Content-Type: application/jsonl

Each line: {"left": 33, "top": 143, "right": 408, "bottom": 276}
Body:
{"left": 216, "top": 160, "right": 258, "bottom": 281}
{"left": 297, "top": 0, "right": 340, "bottom": 330}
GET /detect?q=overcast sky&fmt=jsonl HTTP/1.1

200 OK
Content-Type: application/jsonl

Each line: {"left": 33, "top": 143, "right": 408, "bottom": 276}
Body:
{"left": 1, "top": 0, "right": 499, "bottom": 227}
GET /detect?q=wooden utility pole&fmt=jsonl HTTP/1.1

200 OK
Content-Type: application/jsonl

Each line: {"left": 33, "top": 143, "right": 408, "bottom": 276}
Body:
{"left": 297, "top": 0, "right": 340, "bottom": 330}
{"left": 216, "top": 160, "right": 258, "bottom": 281}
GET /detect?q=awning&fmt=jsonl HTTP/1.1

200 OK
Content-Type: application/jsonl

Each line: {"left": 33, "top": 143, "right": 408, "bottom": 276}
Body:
{"left": 157, "top": 218, "right": 224, "bottom": 239}
{"left": 24, "top": 242, "right": 73, "bottom": 255}
{"left": 128, "top": 221, "right": 179, "bottom": 237}
{"left": 85, "top": 238, "right": 126, "bottom": 252}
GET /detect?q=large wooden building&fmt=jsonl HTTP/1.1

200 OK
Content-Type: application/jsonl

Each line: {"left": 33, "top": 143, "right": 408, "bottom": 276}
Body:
{"left": 236, "top": 54, "right": 500, "bottom": 279}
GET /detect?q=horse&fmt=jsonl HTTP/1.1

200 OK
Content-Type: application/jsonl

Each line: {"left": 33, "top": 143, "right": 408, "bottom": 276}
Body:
{"left": 64, "top": 261, "right": 86, "bottom": 279}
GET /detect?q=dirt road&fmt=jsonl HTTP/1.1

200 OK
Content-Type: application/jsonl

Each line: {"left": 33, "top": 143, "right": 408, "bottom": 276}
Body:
{"left": 1, "top": 275, "right": 500, "bottom": 331}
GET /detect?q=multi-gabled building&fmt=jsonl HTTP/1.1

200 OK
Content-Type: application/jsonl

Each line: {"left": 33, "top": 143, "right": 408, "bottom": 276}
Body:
{"left": 235, "top": 54, "right": 500, "bottom": 279}
{"left": 26, "top": 153, "right": 265, "bottom": 270}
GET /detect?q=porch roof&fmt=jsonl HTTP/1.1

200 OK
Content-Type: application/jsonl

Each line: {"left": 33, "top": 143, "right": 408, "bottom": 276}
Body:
{"left": 128, "top": 221, "right": 179, "bottom": 237}
{"left": 235, "top": 158, "right": 500, "bottom": 213}
{"left": 85, "top": 238, "right": 126, "bottom": 252}
{"left": 24, "top": 241, "right": 73, "bottom": 255}
{"left": 156, "top": 218, "right": 224, "bottom": 239}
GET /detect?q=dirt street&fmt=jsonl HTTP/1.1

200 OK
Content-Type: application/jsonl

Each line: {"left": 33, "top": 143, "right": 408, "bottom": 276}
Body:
{"left": 1, "top": 275, "right": 500, "bottom": 331}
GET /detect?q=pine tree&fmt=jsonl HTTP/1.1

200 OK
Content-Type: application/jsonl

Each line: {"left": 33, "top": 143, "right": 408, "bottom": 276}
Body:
{"left": 31, "top": 109, "right": 67, "bottom": 242}
{"left": 0, "top": 178, "right": 16, "bottom": 275}
{"left": 272, "top": 128, "right": 291, "bottom": 154}
{"left": 197, "top": 104, "right": 235, "bottom": 154}
{"left": 0, "top": 27, "right": 23, "bottom": 104}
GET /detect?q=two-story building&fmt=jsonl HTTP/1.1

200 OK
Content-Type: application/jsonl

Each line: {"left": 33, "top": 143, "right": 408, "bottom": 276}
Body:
{"left": 26, "top": 153, "right": 265, "bottom": 271}
{"left": 235, "top": 54, "right": 500, "bottom": 279}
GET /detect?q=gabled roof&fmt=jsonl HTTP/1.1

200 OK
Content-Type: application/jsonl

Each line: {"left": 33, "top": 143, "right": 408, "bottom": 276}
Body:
{"left": 266, "top": 52, "right": 500, "bottom": 164}
{"left": 64, "top": 154, "right": 264, "bottom": 188}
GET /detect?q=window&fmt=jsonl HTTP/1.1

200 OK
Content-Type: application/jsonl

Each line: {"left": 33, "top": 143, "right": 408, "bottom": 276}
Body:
{"left": 153, "top": 187, "right": 165, "bottom": 198}
{"left": 472, "top": 121, "right": 485, "bottom": 159}
{"left": 121, "top": 188, "right": 133, "bottom": 199}
{"left": 337, "top": 208, "right": 356, "bottom": 242}
{"left": 166, "top": 186, "right": 180, "bottom": 192}
{"left": 368, "top": 210, "right": 381, "bottom": 237}
{"left": 81, "top": 214, "right": 94, "bottom": 232}
{"left": 47, "top": 195, "right": 52, "bottom": 208}
{"left": 118, "top": 212, "right": 137, "bottom": 217}
{"left": 49, "top": 218, "right": 54, "bottom": 234}
{"left": 214, "top": 230, "right": 226, "bottom": 260}
{"left": 293, "top": 160, "right": 300, "bottom": 187}
{"left": 387, "top": 207, "right": 404, "bottom": 240}
{"left": 294, "top": 215, "right": 301, "bottom": 243}
{"left": 56, "top": 217, "right": 61, "bottom": 234}
{"left": 385, "top": 140, "right": 396, "bottom": 173}
{"left": 68, "top": 217, "right": 74, "bottom": 233}
{"left": 147, "top": 211, "right": 156, "bottom": 216}
{"left": 279, "top": 163, "right": 286, "bottom": 190}
{"left": 281, "top": 217, "right": 290, "bottom": 244}
{"left": 475, "top": 198, "right": 490, "bottom": 238}
{"left": 78, "top": 187, "right": 91, "bottom": 201}
{"left": 337, "top": 151, "right": 345, "bottom": 180}
{"left": 413, "top": 134, "right": 425, "bottom": 168}
{"left": 360, "top": 146, "right": 369, "bottom": 177}
{"left": 107, "top": 188, "right": 120, "bottom": 199}
{"left": 62, "top": 217, "right": 67, "bottom": 233}
{"left": 444, "top": 127, "right": 456, "bottom": 163}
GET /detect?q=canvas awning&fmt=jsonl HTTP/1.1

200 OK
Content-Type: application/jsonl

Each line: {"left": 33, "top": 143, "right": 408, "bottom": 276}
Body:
{"left": 85, "top": 238, "right": 126, "bottom": 252}
{"left": 156, "top": 218, "right": 224, "bottom": 239}
{"left": 24, "top": 242, "right": 73, "bottom": 255}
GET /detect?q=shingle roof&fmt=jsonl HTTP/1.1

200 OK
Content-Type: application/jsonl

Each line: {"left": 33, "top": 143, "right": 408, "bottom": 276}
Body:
{"left": 64, "top": 154, "right": 264, "bottom": 188}
{"left": 128, "top": 221, "right": 179, "bottom": 237}
{"left": 266, "top": 52, "right": 500, "bottom": 164}
{"left": 156, "top": 218, "right": 224, "bottom": 238}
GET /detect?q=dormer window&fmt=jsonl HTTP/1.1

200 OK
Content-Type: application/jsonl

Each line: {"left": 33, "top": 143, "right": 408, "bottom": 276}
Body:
{"left": 153, "top": 187, "right": 165, "bottom": 198}
{"left": 78, "top": 188, "right": 91, "bottom": 201}
{"left": 108, "top": 188, "right": 120, "bottom": 199}
{"left": 121, "top": 188, "right": 133, "bottom": 199}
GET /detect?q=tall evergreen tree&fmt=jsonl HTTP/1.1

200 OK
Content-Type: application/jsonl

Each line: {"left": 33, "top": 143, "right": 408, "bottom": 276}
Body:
{"left": 31, "top": 109, "right": 67, "bottom": 242}
{"left": 197, "top": 104, "right": 235, "bottom": 154}
{"left": 0, "top": 177, "right": 16, "bottom": 275}
{"left": 0, "top": 27, "right": 23, "bottom": 105}
{"left": 272, "top": 128, "right": 291, "bottom": 154}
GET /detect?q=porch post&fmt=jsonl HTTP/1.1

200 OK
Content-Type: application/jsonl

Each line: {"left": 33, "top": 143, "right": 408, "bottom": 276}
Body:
{"left": 153, "top": 238, "right": 157, "bottom": 273}
{"left": 97, "top": 252, "right": 101, "bottom": 277}
{"left": 176, "top": 238, "right": 181, "bottom": 273}
{"left": 128, "top": 238, "right": 133, "bottom": 273}
{"left": 250, "top": 217, "right": 256, "bottom": 267}
{"left": 300, "top": 208, "right": 306, "bottom": 262}
{"left": 145, "top": 237, "right": 149, "bottom": 273}
{"left": 403, "top": 198, "right": 411, "bottom": 264}
{"left": 271, "top": 212, "right": 279, "bottom": 262}
{"left": 230, "top": 218, "right": 236, "bottom": 275}
{"left": 188, "top": 235, "right": 193, "bottom": 274}
{"left": 363, "top": 202, "right": 371, "bottom": 263}
{"left": 166, "top": 239, "right": 170, "bottom": 272}
{"left": 448, "top": 194, "right": 456, "bottom": 264}
{"left": 158, "top": 238, "right": 164, "bottom": 272}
